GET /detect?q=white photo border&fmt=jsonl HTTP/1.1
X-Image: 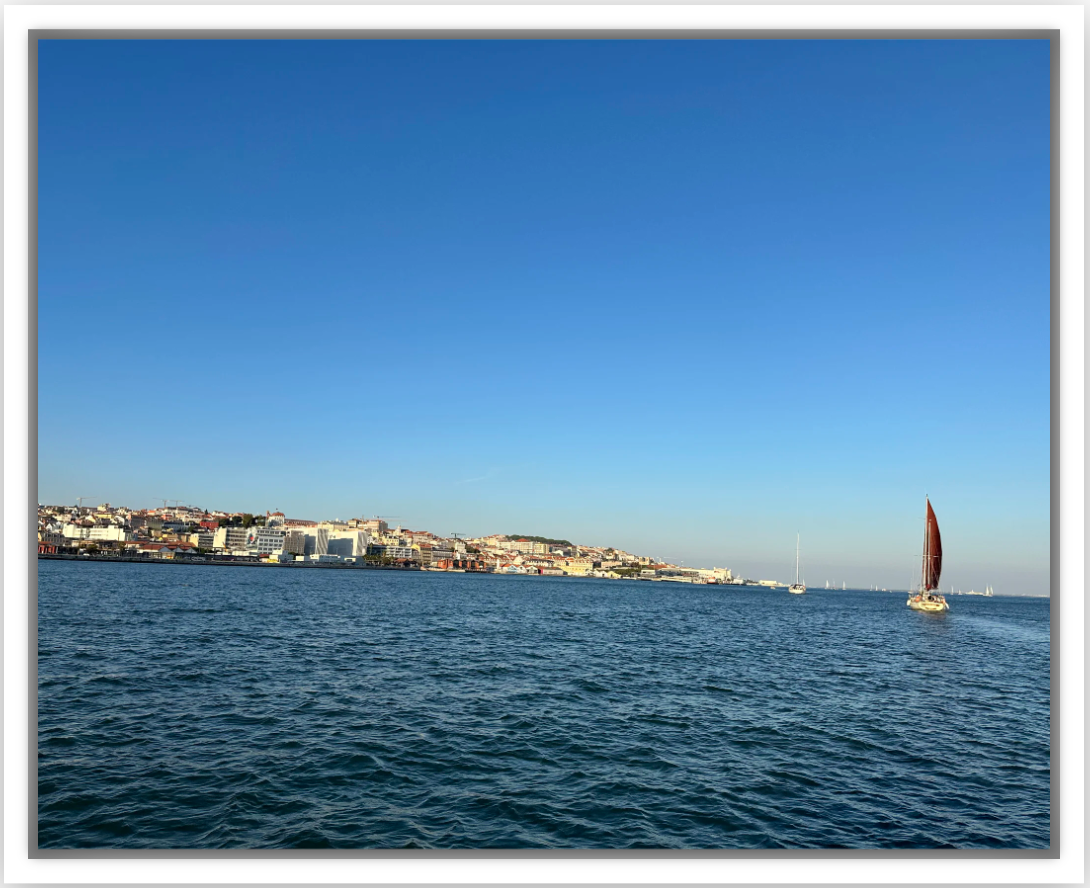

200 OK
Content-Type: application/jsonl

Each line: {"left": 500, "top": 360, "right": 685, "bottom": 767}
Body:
{"left": 5, "top": 4, "right": 1083, "bottom": 885}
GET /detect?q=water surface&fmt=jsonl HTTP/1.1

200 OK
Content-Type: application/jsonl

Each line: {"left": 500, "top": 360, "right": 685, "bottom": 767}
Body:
{"left": 37, "top": 562, "right": 1050, "bottom": 848}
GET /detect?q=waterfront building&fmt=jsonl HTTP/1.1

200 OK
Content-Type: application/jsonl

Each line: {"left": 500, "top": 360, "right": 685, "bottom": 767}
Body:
{"left": 133, "top": 541, "right": 198, "bottom": 559}
{"left": 327, "top": 530, "right": 369, "bottom": 558}
{"left": 302, "top": 527, "right": 330, "bottom": 557}
{"left": 62, "top": 523, "right": 131, "bottom": 542}
{"left": 39, "top": 529, "right": 65, "bottom": 548}
{"left": 249, "top": 527, "right": 286, "bottom": 554}
{"left": 283, "top": 530, "right": 306, "bottom": 556}
{"left": 368, "top": 544, "right": 414, "bottom": 561}
{"left": 564, "top": 558, "right": 597, "bottom": 576}
{"left": 523, "top": 557, "right": 554, "bottom": 569}
{"left": 189, "top": 531, "right": 216, "bottom": 550}
{"left": 221, "top": 527, "right": 250, "bottom": 551}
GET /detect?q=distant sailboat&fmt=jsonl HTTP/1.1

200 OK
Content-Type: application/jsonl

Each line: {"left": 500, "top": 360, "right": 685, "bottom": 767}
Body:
{"left": 825, "top": 580, "right": 830, "bottom": 590}
{"left": 907, "top": 497, "right": 949, "bottom": 613}
{"left": 789, "top": 534, "right": 806, "bottom": 594}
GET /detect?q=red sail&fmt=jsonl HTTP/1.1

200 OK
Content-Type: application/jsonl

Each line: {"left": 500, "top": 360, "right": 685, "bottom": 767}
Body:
{"left": 925, "top": 499, "right": 943, "bottom": 590}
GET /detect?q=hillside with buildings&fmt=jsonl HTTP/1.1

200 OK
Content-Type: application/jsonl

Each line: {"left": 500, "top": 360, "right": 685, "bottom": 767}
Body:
{"left": 37, "top": 502, "right": 761, "bottom": 585}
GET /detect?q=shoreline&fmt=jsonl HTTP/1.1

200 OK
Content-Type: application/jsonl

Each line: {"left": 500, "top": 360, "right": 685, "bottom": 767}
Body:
{"left": 34, "top": 557, "right": 1045, "bottom": 595}
{"left": 37, "top": 554, "right": 422, "bottom": 571}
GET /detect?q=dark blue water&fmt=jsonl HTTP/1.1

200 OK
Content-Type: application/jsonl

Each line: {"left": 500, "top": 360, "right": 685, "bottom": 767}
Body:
{"left": 37, "top": 561, "right": 1050, "bottom": 849}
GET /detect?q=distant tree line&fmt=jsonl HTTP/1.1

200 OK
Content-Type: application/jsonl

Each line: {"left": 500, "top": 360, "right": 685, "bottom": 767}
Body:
{"left": 217, "top": 514, "right": 265, "bottom": 528}
{"left": 505, "top": 534, "right": 572, "bottom": 547}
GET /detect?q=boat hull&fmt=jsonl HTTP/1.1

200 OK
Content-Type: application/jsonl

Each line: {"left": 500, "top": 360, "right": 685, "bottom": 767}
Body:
{"left": 788, "top": 584, "right": 806, "bottom": 595}
{"left": 907, "top": 594, "right": 949, "bottom": 612}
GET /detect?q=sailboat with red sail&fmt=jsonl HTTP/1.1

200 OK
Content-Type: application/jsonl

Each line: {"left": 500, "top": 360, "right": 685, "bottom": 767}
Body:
{"left": 907, "top": 497, "right": 949, "bottom": 612}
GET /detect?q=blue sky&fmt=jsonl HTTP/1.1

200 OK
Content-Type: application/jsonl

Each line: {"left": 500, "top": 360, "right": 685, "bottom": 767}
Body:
{"left": 37, "top": 39, "right": 1051, "bottom": 593}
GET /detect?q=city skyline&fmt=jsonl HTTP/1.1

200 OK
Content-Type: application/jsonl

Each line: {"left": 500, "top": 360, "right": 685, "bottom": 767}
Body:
{"left": 37, "top": 39, "right": 1051, "bottom": 595}
{"left": 38, "top": 493, "right": 1044, "bottom": 596}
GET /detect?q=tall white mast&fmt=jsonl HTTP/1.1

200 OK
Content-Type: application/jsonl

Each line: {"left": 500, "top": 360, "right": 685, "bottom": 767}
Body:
{"left": 921, "top": 495, "right": 930, "bottom": 591}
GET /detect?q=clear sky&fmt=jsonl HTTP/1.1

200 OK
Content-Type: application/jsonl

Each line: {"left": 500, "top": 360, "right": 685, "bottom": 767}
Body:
{"left": 37, "top": 39, "right": 1051, "bottom": 594}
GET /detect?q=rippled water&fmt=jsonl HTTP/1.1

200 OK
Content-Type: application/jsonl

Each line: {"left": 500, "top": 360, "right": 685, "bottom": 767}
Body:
{"left": 37, "top": 561, "right": 1050, "bottom": 849}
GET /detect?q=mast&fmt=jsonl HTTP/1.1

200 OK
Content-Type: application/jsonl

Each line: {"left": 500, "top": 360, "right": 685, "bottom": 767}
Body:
{"left": 795, "top": 533, "right": 800, "bottom": 585}
{"left": 921, "top": 496, "right": 930, "bottom": 592}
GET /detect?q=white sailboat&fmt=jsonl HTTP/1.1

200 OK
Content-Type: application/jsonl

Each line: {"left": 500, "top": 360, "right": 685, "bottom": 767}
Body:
{"left": 789, "top": 534, "right": 806, "bottom": 594}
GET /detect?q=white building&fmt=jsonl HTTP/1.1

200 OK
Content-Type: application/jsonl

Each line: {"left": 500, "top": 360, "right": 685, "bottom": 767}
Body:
{"left": 88, "top": 525, "right": 129, "bottom": 542}
{"left": 63, "top": 524, "right": 130, "bottom": 542}
{"left": 371, "top": 544, "right": 414, "bottom": 560}
{"left": 220, "top": 527, "right": 250, "bottom": 551}
{"left": 326, "top": 530, "right": 370, "bottom": 558}
{"left": 302, "top": 527, "right": 330, "bottom": 557}
{"left": 249, "top": 527, "right": 286, "bottom": 553}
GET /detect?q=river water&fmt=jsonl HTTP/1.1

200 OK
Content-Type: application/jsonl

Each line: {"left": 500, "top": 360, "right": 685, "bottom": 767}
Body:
{"left": 37, "top": 561, "right": 1050, "bottom": 848}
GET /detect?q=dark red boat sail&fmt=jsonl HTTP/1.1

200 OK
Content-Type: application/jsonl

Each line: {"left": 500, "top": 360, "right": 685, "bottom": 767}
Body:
{"left": 922, "top": 498, "right": 943, "bottom": 591}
